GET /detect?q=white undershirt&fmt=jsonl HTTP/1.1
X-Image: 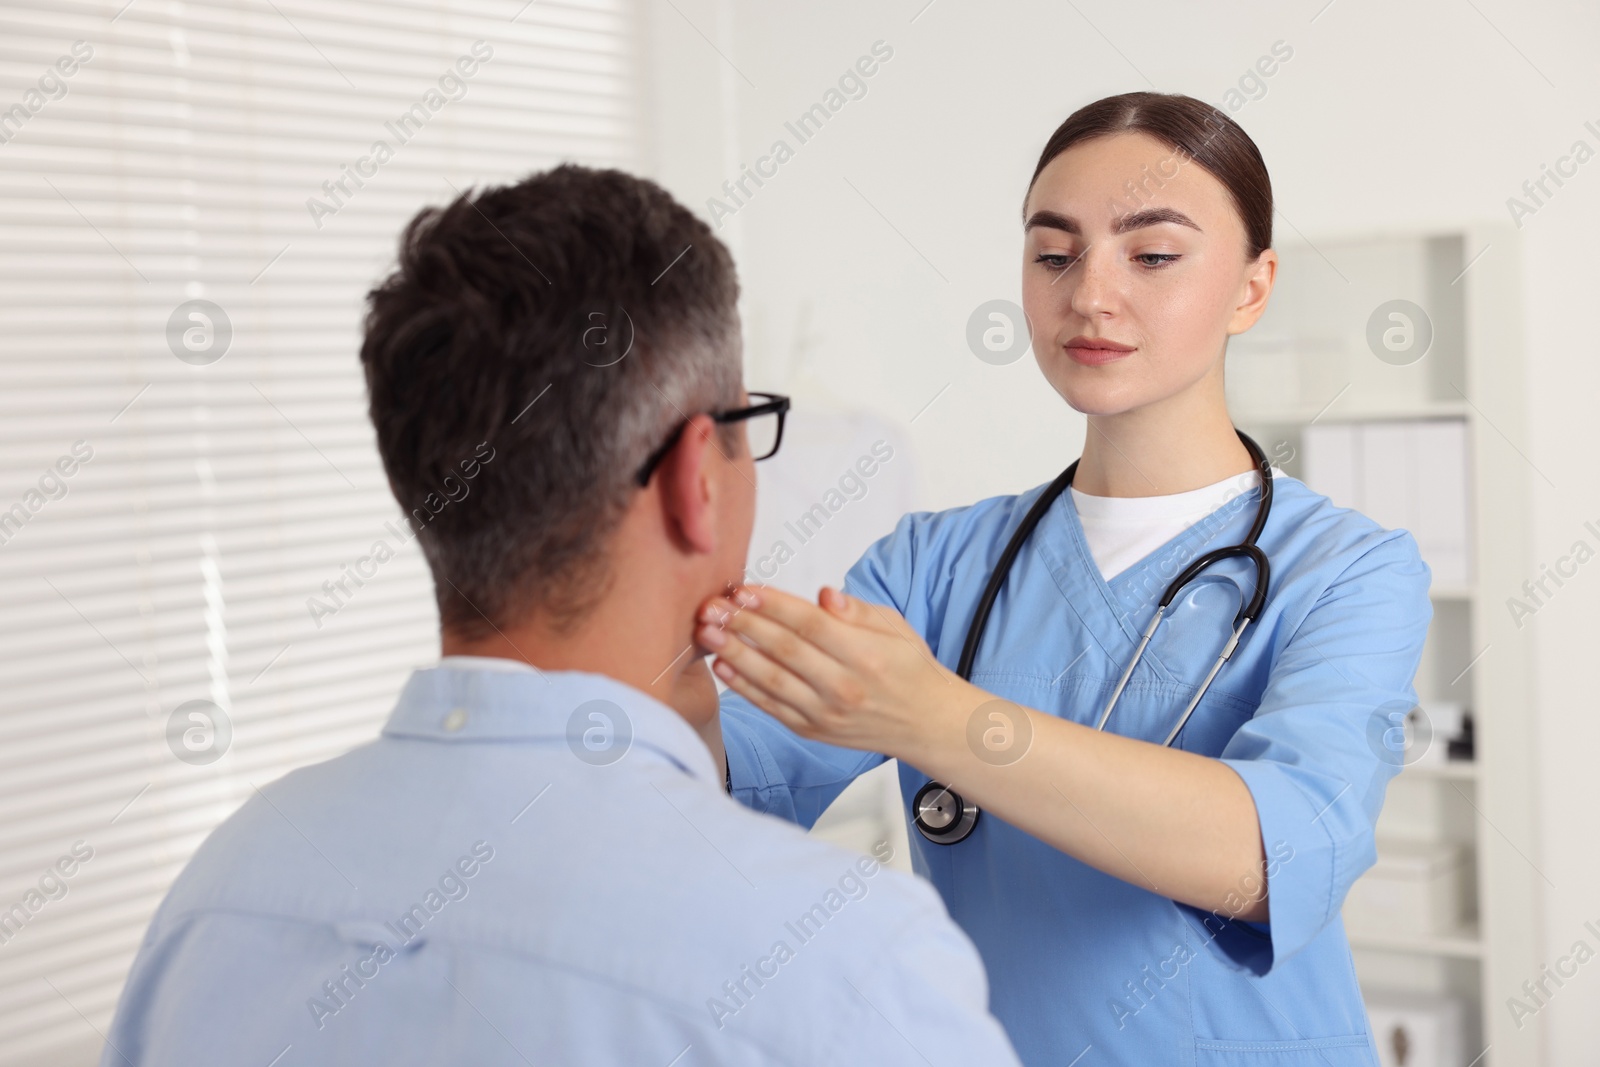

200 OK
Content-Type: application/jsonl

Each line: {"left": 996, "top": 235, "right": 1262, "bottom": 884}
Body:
{"left": 1070, "top": 467, "right": 1284, "bottom": 582}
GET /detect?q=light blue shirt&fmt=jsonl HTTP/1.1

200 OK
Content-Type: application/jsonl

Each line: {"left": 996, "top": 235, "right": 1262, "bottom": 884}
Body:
{"left": 723, "top": 472, "right": 1434, "bottom": 1066}
{"left": 103, "top": 664, "right": 1021, "bottom": 1066}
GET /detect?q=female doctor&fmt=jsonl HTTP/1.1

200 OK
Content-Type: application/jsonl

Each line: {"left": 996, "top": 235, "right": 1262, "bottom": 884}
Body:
{"left": 694, "top": 92, "right": 1433, "bottom": 1066}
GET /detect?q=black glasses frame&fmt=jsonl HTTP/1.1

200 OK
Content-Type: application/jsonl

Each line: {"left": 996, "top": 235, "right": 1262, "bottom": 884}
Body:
{"left": 634, "top": 391, "right": 790, "bottom": 487}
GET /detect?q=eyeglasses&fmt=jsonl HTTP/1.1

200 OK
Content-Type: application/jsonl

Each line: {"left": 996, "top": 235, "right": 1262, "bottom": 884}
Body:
{"left": 634, "top": 391, "right": 791, "bottom": 487}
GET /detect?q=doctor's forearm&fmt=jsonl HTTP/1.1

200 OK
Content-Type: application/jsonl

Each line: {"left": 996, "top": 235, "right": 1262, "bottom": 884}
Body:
{"left": 904, "top": 690, "right": 1270, "bottom": 921}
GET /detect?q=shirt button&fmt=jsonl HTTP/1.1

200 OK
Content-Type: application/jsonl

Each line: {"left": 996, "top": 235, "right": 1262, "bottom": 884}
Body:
{"left": 442, "top": 707, "right": 468, "bottom": 732}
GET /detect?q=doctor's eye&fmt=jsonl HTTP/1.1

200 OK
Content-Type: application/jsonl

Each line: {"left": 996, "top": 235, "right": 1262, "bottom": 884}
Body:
{"left": 1133, "top": 253, "right": 1181, "bottom": 269}
{"left": 1033, "top": 253, "right": 1077, "bottom": 271}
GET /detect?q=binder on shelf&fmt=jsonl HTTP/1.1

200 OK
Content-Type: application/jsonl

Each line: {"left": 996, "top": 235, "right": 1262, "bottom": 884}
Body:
{"left": 1360, "top": 422, "right": 1414, "bottom": 535}
{"left": 1413, "top": 420, "right": 1471, "bottom": 590}
{"left": 1303, "top": 422, "right": 1359, "bottom": 510}
{"left": 1300, "top": 418, "right": 1471, "bottom": 588}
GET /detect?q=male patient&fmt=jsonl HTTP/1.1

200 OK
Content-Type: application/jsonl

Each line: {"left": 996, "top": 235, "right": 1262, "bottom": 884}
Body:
{"left": 101, "top": 165, "right": 1020, "bottom": 1066}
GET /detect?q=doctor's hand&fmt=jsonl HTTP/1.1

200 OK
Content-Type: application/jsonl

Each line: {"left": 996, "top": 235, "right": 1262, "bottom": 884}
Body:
{"left": 695, "top": 584, "right": 981, "bottom": 761}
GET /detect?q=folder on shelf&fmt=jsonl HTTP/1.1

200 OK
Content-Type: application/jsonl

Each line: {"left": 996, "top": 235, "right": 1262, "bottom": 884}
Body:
{"left": 1412, "top": 420, "right": 1471, "bottom": 590}
{"left": 1301, "top": 419, "right": 1471, "bottom": 588}
{"left": 1360, "top": 422, "right": 1415, "bottom": 535}
{"left": 1302, "top": 423, "right": 1359, "bottom": 511}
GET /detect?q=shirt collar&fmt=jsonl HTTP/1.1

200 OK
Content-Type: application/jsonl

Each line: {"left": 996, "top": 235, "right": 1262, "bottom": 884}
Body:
{"left": 382, "top": 665, "right": 719, "bottom": 786}
{"left": 437, "top": 654, "right": 540, "bottom": 674}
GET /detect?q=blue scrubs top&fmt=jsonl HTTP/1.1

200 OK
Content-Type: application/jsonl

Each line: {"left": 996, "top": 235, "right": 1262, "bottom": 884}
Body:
{"left": 722, "top": 471, "right": 1433, "bottom": 1066}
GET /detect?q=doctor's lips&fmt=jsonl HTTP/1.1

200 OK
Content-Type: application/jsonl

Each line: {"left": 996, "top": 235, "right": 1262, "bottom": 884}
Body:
{"left": 1065, "top": 335, "right": 1135, "bottom": 366}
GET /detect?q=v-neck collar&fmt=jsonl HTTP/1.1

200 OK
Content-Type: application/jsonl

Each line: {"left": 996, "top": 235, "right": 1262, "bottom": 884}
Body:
{"left": 1029, "top": 470, "right": 1270, "bottom": 681}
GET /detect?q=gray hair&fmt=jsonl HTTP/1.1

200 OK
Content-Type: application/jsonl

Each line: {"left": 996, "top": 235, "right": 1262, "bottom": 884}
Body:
{"left": 359, "top": 164, "right": 743, "bottom": 638}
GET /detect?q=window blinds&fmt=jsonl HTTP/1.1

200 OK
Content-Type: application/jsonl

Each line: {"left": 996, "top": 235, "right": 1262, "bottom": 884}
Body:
{"left": 0, "top": 1, "right": 638, "bottom": 1062}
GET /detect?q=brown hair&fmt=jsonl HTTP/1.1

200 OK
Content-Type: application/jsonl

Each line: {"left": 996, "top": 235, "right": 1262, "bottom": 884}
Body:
{"left": 360, "top": 164, "right": 742, "bottom": 639}
{"left": 1025, "top": 92, "right": 1273, "bottom": 261}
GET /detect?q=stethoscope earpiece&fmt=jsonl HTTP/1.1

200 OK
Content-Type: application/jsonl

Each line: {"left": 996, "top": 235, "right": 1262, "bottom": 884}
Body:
{"left": 913, "top": 780, "right": 979, "bottom": 845}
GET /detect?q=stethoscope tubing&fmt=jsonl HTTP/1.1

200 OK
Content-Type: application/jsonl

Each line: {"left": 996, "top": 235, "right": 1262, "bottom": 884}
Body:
{"left": 913, "top": 428, "right": 1274, "bottom": 845}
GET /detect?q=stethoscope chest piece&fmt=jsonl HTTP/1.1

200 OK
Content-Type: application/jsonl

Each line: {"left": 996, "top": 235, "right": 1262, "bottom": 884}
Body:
{"left": 913, "top": 780, "right": 979, "bottom": 845}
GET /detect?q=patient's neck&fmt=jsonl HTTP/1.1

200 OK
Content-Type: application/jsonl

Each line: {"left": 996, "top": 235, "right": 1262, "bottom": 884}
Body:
{"left": 439, "top": 587, "right": 716, "bottom": 727}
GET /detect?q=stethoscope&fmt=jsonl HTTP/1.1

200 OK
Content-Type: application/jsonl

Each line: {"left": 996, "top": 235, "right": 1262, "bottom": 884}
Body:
{"left": 912, "top": 429, "right": 1274, "bottom": 846}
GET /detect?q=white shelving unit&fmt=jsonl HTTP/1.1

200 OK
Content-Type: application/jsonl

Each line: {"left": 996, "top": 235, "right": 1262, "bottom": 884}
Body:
{"left": 1229, "top": 224, "right": 1542, "bottom": 1065}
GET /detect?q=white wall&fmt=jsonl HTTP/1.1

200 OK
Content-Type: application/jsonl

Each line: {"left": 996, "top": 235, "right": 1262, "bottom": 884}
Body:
{"left": 639, "top": 1, "right": 1600, "bottom": 1062}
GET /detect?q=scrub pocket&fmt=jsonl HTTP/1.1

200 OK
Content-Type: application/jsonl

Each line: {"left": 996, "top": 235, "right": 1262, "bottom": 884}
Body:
{"left": 1193, "top": 1033, "right": 1376, "bottom": 1066}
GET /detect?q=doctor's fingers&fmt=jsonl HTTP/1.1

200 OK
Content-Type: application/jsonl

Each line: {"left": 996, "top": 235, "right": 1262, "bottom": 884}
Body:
{"left": 697, "top": 605, "right": 860, "bottom": 700}
{"left": 707, "top": 640, "right": 827, "bottom": 736}
{"left": 825, "top": 587, "right": 922, "bottom": 642}
{"left": 732, "top": 583, "right": 894, "bottom": 662}
{"left": 700, "top": 584, "right": 899, "bottom": 647}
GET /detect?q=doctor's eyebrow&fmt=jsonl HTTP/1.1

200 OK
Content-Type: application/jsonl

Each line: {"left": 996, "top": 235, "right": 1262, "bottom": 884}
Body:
{"left": 1024, "top": 207, "right": 1203, "bottom": 235}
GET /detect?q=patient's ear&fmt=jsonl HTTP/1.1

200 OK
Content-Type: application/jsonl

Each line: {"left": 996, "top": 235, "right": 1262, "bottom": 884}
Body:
{"left": 658, "top": 413, "right": 720, "bottom": 554}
